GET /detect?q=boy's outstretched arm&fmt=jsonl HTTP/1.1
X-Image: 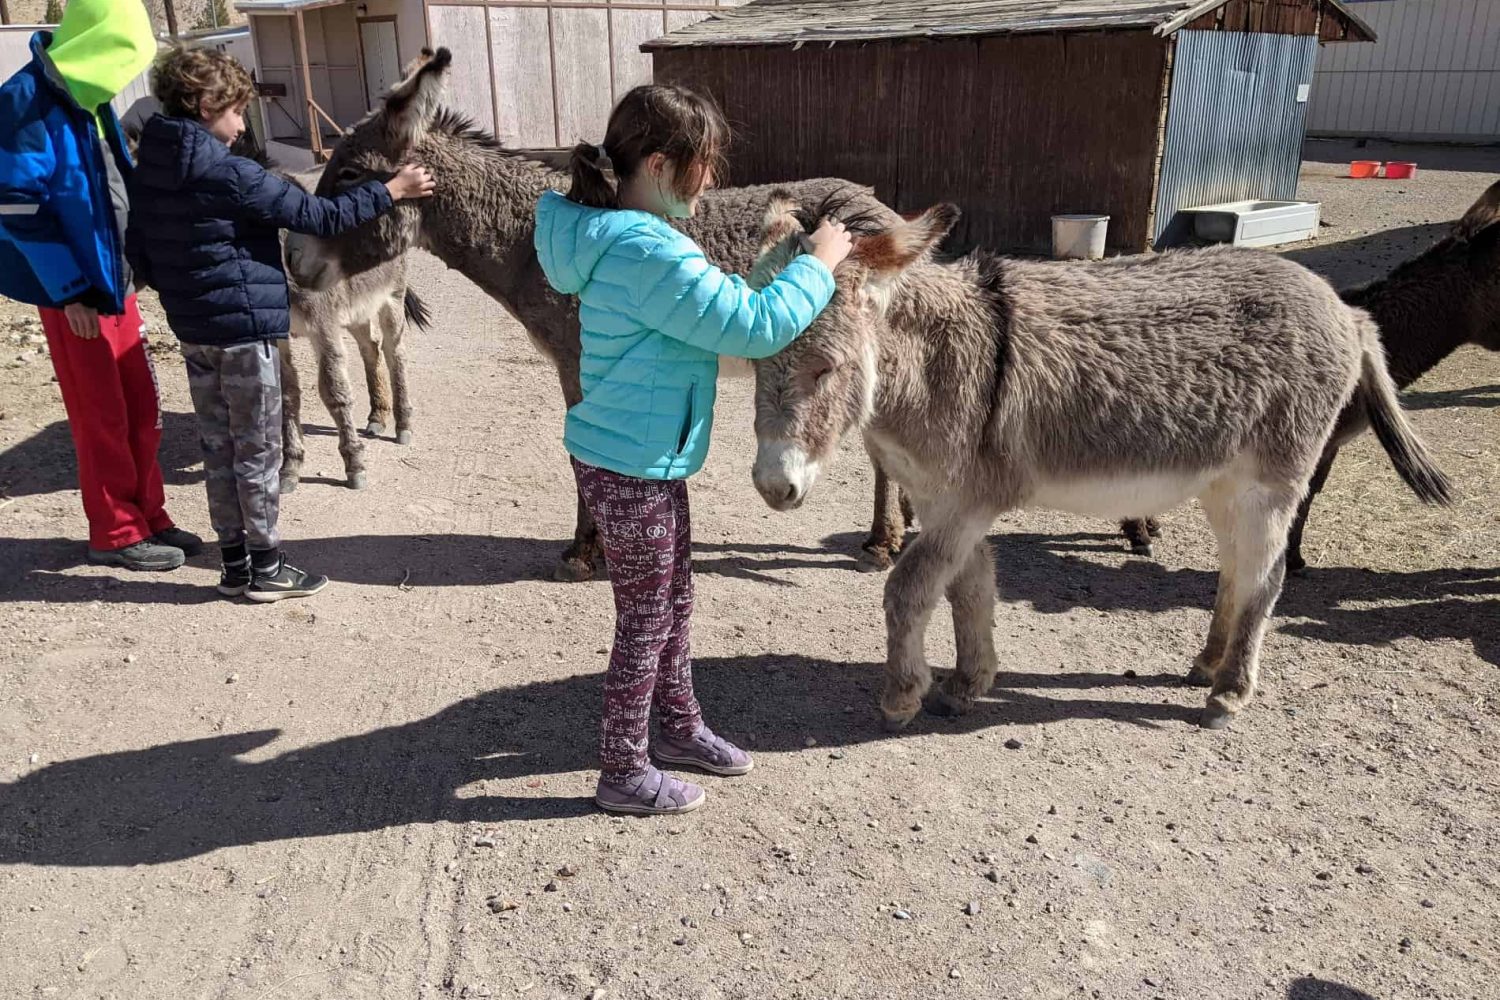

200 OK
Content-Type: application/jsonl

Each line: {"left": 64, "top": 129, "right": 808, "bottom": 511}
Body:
{"left": 233, "top": 160, "right": 433, "bottom": 237}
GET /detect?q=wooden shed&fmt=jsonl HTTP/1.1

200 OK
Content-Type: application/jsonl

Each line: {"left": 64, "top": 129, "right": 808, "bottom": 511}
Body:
{"left": 647, "top": 0, "right": 1376, "bottom": 253}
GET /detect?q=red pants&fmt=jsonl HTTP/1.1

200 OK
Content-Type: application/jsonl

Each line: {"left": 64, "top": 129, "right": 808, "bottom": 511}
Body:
{"left": 40, "top": 296, "right": 174, "bottom": 551}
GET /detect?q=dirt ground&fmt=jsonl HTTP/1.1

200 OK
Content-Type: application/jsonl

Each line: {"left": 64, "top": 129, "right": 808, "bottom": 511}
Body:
{"left": 1, "top": 144, "right": 1497, "bottom": 1000}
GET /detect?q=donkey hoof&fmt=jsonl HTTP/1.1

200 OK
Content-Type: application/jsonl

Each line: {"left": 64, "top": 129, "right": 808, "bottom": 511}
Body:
{"left": 1287, "top": 556, "right": 1309, "bottom": 578}
{"left": 1129, "top": 542, "right": 1154, "bottom": 558}
{"left": 348, "top": 472, "right": 367, "bottom": 491}
{"left": 396, "top": 429, "right": 413, "bottom": 446}
{"left": 856, "top": 547, "right": 894, "bottom": 573}
{"left": 1183, "top": 666, "right": 1214, "bottom": 688}
{"left": 925, "top": 688, "right": 972, "bottom": 718}
{"left": 279, "top": 475, "right": 299, "bottom": 495}
{"left": 554, "top": 558, "right": 596, "bottom": 583}
{"left": 881, "top": 710, "right": 916, "bottom": 733}
{"left": 1199, "top": 704, "right": 1234, "bottom": 730}
{"left": 362, "top": 421, "right": 385, "bottom": 438}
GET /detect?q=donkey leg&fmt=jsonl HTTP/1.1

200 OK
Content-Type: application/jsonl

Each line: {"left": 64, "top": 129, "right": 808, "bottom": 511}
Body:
{"left": 881, "top": 508, "right": 991, "bottom": 730}
{"left": 1285, "top": 451, "right": 1336, "bottom": 576}
{"left": 1199, "top": 481, "right": 1298, "bottom": 730}
{"left": 315, "top": 331, "right": 367, "bottom": 490}
{"left": 1120, "top": 517, "right": 1156, "bottom": 556}
{"left": 354, "top": 320, "right": 394, "bottom": 439}
{"left": 555, "top": 361, "right": 600, "bottom": 582}
{"left": 278, "top": 339, "right": 306, "bottom": 494}
{"left": 858, "top": 457, "right": 906, "bottom": 572}
{"left": 1187, "top": 492, "right": 1241, "bottom": 687}
{"left": 381, "top": 299, "right": 414, "bottom": 445}
{"left": 930, "top": 541, "right": 999, "bottom": 717}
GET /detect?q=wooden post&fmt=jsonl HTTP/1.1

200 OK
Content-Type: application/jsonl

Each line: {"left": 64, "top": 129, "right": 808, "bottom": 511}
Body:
{"left": 163, "top": 0, "right": 179, "bottom": 37}
{"left": 295, "top": 9, "right": 325, "bottom": 161}
{"left": 0, "top": 0, "right": 11, "bottom": 27}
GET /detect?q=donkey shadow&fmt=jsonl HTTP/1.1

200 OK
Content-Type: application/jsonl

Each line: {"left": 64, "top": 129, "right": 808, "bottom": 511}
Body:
{"left": 1403, "top": 383, "right": 1500, "bottom": 410}
{"left": 984, "top": 532, "right": 1500, "bottom": 668}
{"left": 0, "top": 410, "right": 205, "bottom": 498}
{"left": 0, "top": 653, "right": 1195, "bottom": 868}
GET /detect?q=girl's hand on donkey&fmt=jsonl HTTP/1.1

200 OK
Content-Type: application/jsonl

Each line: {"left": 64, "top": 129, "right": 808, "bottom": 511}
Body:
{"left": 63, "top": 302, "right": 100, "bottom": 340}
{"left": 386, "top": 164, "right": 436, "bottom": 201}
{"left": 806, "top": 218, "right": 853, "bottom": 271}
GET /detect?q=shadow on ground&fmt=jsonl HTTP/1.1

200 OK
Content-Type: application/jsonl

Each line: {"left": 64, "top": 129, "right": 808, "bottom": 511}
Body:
{"left": 0, "top": 410, "right": 204, "bottom": 498}
{"left": 1287, "top": 976, "right": 1377, "bottom": 1000}
{"left": 0, "top": 650, "right": 1198, "bottom": 867}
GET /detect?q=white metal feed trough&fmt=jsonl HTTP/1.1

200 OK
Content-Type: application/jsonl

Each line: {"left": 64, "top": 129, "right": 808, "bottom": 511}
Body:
{"left": 1182, "top": 200, "right": 1321, "bottom": 248}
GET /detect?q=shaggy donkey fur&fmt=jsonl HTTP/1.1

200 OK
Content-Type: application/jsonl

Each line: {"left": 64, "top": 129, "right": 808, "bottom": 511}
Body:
{"left": 282, "top": 47, "right": 909, "bottom": 581}
{"left": 1120, "top": 178, "right": 1499, "bottom": 570}
{"left": 748, "top": 198, "right": 1451, "bottom": 731}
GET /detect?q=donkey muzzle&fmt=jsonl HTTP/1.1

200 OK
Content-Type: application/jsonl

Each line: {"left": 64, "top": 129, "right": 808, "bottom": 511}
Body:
{"left": 753, "top": 440, "right": 818, "bottom": 512}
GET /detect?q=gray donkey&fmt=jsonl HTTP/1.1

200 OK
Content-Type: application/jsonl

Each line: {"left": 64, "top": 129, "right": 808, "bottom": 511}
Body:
{"left": 747, "top": 197, "right": 1452, "bottom": 731}
{"left": 283, "top": 47, "right": 909, "bottom": 581}
{"left": 1121, "top": 178, "right": 1500, "bottom": 571}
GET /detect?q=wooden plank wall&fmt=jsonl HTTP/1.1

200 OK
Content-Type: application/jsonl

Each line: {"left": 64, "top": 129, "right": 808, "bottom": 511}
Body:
{"left": 1184, "top": 0, "right": 1358, "bottom": 40}
{"left": 656, "top": 32, "right": 1167, "bottom": 253}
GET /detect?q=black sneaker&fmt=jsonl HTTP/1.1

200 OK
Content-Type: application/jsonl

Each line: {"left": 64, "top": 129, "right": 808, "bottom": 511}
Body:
{"left": 152, "top": 526, "right": 205, "bottom": 557}
{"left": 218, "top": 559, "right": 253, "bottom": 597}
{"left": 246, "top": 555, "right": 328, "bottom": 603}
{"left": 87, "top": 540, "right": 185, "bottom": 572}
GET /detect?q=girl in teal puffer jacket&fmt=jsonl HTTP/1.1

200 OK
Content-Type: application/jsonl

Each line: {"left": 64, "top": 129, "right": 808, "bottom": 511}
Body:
{"left": 535, "top": 84, "right": 852, "bottom": 815}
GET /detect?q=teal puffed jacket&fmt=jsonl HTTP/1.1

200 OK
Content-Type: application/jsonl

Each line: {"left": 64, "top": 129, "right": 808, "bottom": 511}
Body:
{"left": 534, "top": 190, "right": 835, "bottom": 480}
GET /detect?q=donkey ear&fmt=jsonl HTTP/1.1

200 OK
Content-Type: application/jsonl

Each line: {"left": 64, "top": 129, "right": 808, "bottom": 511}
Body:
{"left": 1453, "top": 179, "right": 1500, "bottom": 243}
{"left": 749, "top": 192, "right": 807, "bottom": 290}
{"left": 854, "top": 203, "right": 959, "bottom": 276}
{"left": 383, "top": 46, "right": 451, "bottom": 149}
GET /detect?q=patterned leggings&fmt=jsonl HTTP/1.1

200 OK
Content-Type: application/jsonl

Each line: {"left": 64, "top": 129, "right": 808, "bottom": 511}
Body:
{"left": 572, "top": 459, "right": 703, "bottom": 781}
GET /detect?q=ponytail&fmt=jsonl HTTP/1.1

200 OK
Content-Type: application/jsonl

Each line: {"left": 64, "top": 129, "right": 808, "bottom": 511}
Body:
{"left": 567, "top": 141, "right": 618, "bottom": 208}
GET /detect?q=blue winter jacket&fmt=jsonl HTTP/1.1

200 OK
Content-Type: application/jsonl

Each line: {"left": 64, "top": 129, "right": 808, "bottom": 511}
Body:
{"left": 127, "top": 114, "right": 393, "bottom": 346}
{"left": 0, "top": 32, "right": 137, "bottom": 314}
{"left": 534, "top": 190, "right": 836, "bottom": 480}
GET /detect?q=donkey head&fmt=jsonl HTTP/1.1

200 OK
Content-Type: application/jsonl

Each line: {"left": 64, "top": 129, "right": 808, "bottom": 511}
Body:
{"left": 1451, "top": 178, "right": 1500, "bottom": 351}
{"left": 284, "top": 47, "right": 452, "bottom": 292}
{"left": 750, "top": 199, "right": 958, "bottom": 511}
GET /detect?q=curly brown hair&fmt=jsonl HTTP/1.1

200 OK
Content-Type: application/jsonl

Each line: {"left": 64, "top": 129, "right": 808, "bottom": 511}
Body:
{"left": 151, "top": 45, "right": 255, "bottom": 120}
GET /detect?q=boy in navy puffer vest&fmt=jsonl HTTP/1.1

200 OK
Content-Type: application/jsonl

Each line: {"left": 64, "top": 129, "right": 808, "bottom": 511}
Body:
{"left": 127, "top": 46, "right": 433, "bottom": 601}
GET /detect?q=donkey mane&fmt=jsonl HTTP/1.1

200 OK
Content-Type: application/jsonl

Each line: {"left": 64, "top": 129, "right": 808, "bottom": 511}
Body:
{"left": 790, "top": 188, "right": 896, "bottom": 238}
{"left": 427, "top": 107, "right": 506, "bottom": 152}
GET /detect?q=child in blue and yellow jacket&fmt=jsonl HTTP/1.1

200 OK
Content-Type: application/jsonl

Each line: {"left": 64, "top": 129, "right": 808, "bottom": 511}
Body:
{"left": 0, "top": 0, "right": 201, "bottom": 571}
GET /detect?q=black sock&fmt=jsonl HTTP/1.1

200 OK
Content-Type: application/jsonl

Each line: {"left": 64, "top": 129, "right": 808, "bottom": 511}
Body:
{"left": 250, "top": 547, "right": 280, "bottom": 572}
{"left": 221, "top": 542, "right": 249, "bottom": 567}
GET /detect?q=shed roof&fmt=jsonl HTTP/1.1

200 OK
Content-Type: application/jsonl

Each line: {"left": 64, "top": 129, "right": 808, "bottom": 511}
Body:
{"left": 642, "top": 0, "right": 1375, "bottom": 49}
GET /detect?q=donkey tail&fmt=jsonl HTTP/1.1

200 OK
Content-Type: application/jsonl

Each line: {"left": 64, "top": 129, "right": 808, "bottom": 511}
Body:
{"left": 1355, "top": 314, "right": 1452, "bottom": 506}
{"left": 403, "top": 288, "right": 432, "bottom": 332}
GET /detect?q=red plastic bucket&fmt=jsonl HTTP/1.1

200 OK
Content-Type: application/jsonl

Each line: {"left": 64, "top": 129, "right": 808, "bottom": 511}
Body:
{"left": 1350, "top": 160, "right": 1381, "bottom": 179}
{"left": 1384, "top": 161, "right": 1417, "bottom": 179}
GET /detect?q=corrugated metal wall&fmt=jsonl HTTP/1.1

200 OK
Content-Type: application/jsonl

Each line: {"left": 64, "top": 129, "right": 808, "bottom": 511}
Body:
{"left": 1308, "top": 0, "right": 1500, "bottom": 141}
{"left": 1154, "top": 29, "right": 1317, "bottom": 245}
{"left": 655, "top": 31, "right": 1168, "bottom": 253}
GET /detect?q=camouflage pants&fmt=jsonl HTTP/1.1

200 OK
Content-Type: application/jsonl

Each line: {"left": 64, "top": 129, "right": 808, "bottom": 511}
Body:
{"left": 572, "top": 458, "right": 703, "bottom": 781}
{"left": 182, "top": 341, "right": 282, "bottom": 551}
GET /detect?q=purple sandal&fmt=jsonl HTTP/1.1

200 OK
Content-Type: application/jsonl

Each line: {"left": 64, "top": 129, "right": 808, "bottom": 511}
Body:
{"left": 654, "top": 726, "right": 754, "bottom": 776}
{"left": 595, "top": 766, "right": 705, "bottom": 816}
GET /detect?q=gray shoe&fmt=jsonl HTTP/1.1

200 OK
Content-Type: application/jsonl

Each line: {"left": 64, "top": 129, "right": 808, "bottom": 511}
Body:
{"left": 86, "top": 540, "right": 186, "bottom": 572}
{"left": 654, "top": 726, "right": 754, "bottom": 776}
{"left": 151, "top": 526, "right": 204, "bottom": 557}
{"left": 595, "top": 767, "right": 705, "bottom": 816}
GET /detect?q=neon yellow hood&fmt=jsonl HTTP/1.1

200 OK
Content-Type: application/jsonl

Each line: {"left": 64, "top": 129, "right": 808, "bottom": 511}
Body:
{"left": 47, "top": 0, "right": 156, "bottom": 116}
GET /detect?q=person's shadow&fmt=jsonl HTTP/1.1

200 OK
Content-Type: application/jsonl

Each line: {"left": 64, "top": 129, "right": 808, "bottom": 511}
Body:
{"left": 0, "top": 410, "right": 204, "bottom": 498}
{"left": 0, "top": 653, "right": 1196, "bottom": 868}
{"left": 1287, "top": 977, "right": 1377, "bottom": 1000}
